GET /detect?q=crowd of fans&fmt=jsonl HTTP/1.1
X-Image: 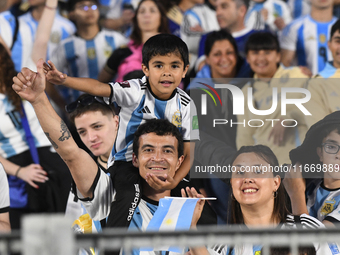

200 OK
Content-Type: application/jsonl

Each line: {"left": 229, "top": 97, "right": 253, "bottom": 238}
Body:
{"left": 1, "top": 0, "right": 340, "bottom": 254}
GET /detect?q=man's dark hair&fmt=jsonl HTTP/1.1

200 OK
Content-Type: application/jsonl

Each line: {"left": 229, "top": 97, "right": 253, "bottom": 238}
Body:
{"left": 142, "top": 34, "right": 189, "bottom": 69}
{"left": 245, "top": 31, "right": 280, "bottom": 53}
{"left": 133, "top": 119, "right": 184, "bottom": 158}
{"left": 68, "top": 0, "right": 100, "bottom": 12}
{"left": 330, "top": 19, "right": 340, "bottom": 40}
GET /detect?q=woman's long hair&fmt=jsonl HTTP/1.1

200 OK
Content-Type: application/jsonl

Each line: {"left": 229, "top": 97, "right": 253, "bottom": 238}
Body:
{"left": 0, "top": 44, "right": 21, "bottom": 113}
{"left": 228, "top": 145, "right": 289, "bottom": 225}
{"left": 130, "top": 0, "right": 170, "bottom": 46}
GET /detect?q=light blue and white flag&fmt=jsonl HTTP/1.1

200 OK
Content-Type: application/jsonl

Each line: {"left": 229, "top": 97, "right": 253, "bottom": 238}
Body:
{"left": 141, "top": 197, "right": 199, "bottom": 253}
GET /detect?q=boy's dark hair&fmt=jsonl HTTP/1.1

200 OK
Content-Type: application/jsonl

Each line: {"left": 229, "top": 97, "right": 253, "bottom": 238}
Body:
{"left": 317, "top": 123, "right": 340, "bottom": 148}
{"left": 245, "top": 31, "right": 280, "bottom": 54}
{"left": 68, "top": 0, "right": 99, "bottom": 12}
{"left": 132, "top": 119, "right": 184, "bottom": 158}
{"left": 330, "top": 19, "right": 340, "bottom": 40}
{"left": 228, "top": 145, "right": 289, "bottom": 225}
{"left": 68, "top": 94, "right": 116, "bottom": 123}
{"left": 142, "top": 34, "right": 189, "bottom": 69}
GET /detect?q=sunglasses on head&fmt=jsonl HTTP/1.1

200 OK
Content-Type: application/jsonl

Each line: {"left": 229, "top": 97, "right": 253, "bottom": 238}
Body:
{"left": 65, "top": 95, "right": 98, "bottom": 113}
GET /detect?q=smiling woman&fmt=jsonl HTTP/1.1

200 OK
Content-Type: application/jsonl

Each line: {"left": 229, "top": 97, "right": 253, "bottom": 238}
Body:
{"left": 188, "top": 145, "right": 338, "bottom": 255}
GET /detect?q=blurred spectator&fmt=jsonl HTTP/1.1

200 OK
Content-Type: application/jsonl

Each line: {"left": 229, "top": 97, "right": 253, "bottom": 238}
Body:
{"left": 0, "top": 43, "right": 71, "bottom": 229}
{"left": 280, "top": 0, "right": 336, "bottom": 75}
{"left": 180, "top": 0, "right": 219, "bottom": 67}
{"left": 195, "top": 0, "right": 257, "bottom": 73}
{"left": 98, "top": 0, "right": 169, "bottom": 83}
{"left": 50, "top": 0, "right": 127, "bottom": 105}
{"left": 99, "top": 0, "right": 137, "bottom": 35}
{"left": 245, "top": 0, "right": 292, "bottom": 32}
{"left": 236, "top": 32, "right": 309, "bottom": 164}
{"left": 304, "top": 19, "right": 340, "bottom": 127}
{"left": 2, "top": 0, "right": 76, "bottom": 72}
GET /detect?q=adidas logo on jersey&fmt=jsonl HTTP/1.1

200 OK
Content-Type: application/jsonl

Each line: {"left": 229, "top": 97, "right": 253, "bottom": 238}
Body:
{"left": 139, "top": 106, "right": 151, "bottom": 114}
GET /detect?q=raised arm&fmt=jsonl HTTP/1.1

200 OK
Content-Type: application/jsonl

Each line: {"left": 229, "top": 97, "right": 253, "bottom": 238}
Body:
{"left": 30, "top": 0, "right": 57, "bottom": 65}
{"left": 44, "top": 60, "right": 112, "bottom": 97}
{"left": 12, "top": 59, "right": 98, "bottom": 198}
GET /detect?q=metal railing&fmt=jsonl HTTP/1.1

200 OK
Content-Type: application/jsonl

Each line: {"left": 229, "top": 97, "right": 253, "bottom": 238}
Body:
{"left": 0, "top": 214, "right": 339, "bottom": 255}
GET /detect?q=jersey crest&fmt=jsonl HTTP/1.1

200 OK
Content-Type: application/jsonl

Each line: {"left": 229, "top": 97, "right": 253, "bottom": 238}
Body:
{"left": 321, "top": 198, "right": 336, "bottom": 216}
{"left": 87, "top": 48, "right": 96, "bottom": 59}
{"left": 171, "top": 110, "right": 182, "bottom": 128}
{"left": 50, "top": 31, "right": 61, "bottom": 44}
{"left": 255, "top": 251, "right": 261, "bottom": 255}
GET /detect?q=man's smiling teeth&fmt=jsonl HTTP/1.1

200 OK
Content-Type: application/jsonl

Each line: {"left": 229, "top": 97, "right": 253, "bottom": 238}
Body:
{"left": 149, "top": 167, "right": 165, "bottom": 170}
{"left": 243, "top": 189, "right": 257, "bottom": 193}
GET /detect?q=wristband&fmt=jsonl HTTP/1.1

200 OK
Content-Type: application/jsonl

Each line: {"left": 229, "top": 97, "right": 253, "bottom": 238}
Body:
{"left": 15, "top": 166, "right": 22, "bottom": 177}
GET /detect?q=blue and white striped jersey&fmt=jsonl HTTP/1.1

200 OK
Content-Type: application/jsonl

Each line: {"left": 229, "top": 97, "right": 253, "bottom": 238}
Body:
{"left": 307, "top": 179, "right": 340, "bottom": 223}
{"left": 80, "top": 169, "right": 182, "bottom": 255}
{"left": 7, "top": 12, "right": 76, "bottom": 72}
{"left": 0, "top": 94, "right": 51, "bottom": 158}
{"left": 280, "top": 15, "right": 337, "bottom": 75}
{"left": 245, "top": 0, "right": 292, "bottom": 32}
{"left": 105, "top": 76, "right": 199, "bottom": 165}
{"left": 0, "top": 11, "right": 16, "bottom": 48}
{"left": 286, "top": 0, "right": 311, "bottom": 19}
{"left": 50, "top": 29, "right": 127, "bottom": 104}
{"left": 207, "top": 214, "right": 339, "bottom": 255}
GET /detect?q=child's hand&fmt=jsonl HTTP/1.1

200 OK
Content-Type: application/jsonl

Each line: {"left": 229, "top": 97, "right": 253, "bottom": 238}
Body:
{"left": 43, "top": 60, "right": 67, "bottom": 85}
{"left": 274, "top": 17, "right": 286, "bottom": 30}
{"left": 181, "top": 187, "right": 205, "bottom": 228}
{"left": 145, "top": 173, "right": 177, "bottom": 191}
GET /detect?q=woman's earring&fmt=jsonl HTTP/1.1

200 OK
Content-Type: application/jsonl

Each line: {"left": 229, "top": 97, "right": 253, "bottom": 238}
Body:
{"left": 273, "top": 190, "right": 278, "bottom": 198}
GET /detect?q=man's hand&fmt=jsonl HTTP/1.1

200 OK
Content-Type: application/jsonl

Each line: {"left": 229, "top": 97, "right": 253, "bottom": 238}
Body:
{"left": 298, "top": 66, "right": 313, "bottom": 77}
{"left": 268, "top": 118, "right": 286, "bottom": 146}
{"left": 181, "top": 187, "right": 205, "bottom": 228}
{"left": 12, "top": 59, "right": 46, "bottom": 104}
{"left": 145, "top": 173, "right": 177, "bottom": 191}
{"left": 43, "top": 60, "right": 67, "bottom": 85}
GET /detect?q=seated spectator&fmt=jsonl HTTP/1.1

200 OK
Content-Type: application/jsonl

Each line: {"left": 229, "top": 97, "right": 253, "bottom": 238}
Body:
{"left": 236, "top": 32, "right": 309, "bottom": 164}
{"left": 0, "top": 163, "right": 10, "bottom": 232}
{"left": 304, "top": 19, "right": 340, "bottom": 127}
{"left": 180, "top": 0, "right": 219, "bottom": 65}
{"left": 186, "top": 145, "right": 337, "bottom": 255}
{"left": 50, "top": 0, "right": 127, "bottom": 105}
{"left": 280, "top": 0, "right": 336, "bottom": 75}
{"left": 100, "top": 0, "right": 138, "bottom": 34}
{"left": 197, "top": 0, "right": 257, "bottom": 63}
{"left": 286, "top": 111, "right": 340, "bottom": 227}
{"left": 245, "top": 0, "right": 291, "bottom": 32}
{"left": 0, "top": 43, "right": 71, "bottom": 230}
{"left": 98, "top": 0, "right": 169, "bottom": 83}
